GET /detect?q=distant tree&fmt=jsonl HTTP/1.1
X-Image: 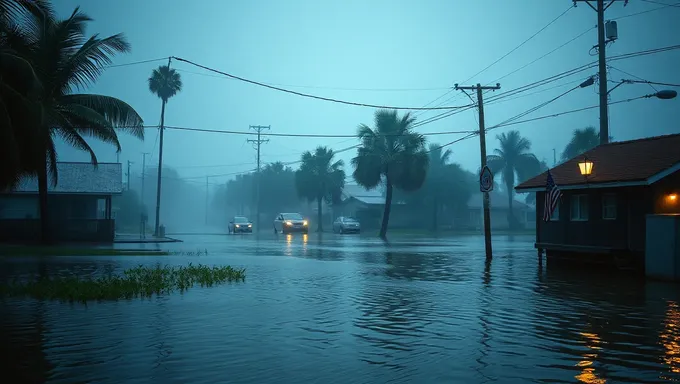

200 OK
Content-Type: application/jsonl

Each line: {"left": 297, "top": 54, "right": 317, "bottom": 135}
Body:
{"left": 261, "top": 162, "right": 298, "bottom": 217}
{"left": 352, "top": 110, "right": 429, "bottom": 239}
{"left": 148, "top": 64, "right": 183, "bottom": 235}
{"left": 112, "top": 189, "right": 144, "bottom": 231}
{"left": 295, "top": 147, "right": 345, "bottom": 232}
{"left": 2, "top": 4, "right": 145, "bottom": 243}
{"left": 486, "top": 130, "right": 541, "bottom": 229}
{"left": 561, "top": 126, "right": 612, "bottom": 161}
{"left": 524, "top": 160, "right": 549, "bottom": 205}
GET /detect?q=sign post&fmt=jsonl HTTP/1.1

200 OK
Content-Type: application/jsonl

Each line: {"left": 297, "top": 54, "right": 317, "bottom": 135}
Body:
{"left": 480, "top": 165, "right": 494, "bottom": 193}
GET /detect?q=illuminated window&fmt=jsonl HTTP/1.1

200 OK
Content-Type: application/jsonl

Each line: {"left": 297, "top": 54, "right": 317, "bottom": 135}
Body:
{"left": 570, "top": 195, "right": 589, "bottom": 221}
{"left": 602, "top": 193, "right": 617, "bottom": 220}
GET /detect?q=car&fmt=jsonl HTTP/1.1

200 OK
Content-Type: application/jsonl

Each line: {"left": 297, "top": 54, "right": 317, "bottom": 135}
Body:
{"left": 228, "top": 216, "right": 253, "bottom": 234}
{"left": 333, "top": 216, "right": 361, "bottom": 234}
{"left": 274, "top": 212, "right": 309, "bottom": 234}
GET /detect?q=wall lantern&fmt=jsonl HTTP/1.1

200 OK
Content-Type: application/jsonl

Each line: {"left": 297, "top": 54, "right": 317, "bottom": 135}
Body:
{"left": 578, "top": 157, "right": 594, "bottom": 176}
{"left": 668, "top": 193, "right": 678, "bottom": 203}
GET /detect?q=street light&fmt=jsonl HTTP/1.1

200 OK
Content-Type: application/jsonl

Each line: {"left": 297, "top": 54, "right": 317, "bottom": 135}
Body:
{"left": 649, "top": 90, "right": 677, "bottom": 100}
{"left": 578, "top": 156, "right": 594, "bottom": 176}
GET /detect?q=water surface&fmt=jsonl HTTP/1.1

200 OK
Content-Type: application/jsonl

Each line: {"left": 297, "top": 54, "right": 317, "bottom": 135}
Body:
{"left": 1, "top": 234, "right": 679, "bottom": 383}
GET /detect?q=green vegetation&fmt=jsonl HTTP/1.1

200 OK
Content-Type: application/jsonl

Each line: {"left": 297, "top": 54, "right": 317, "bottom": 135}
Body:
{"left": 295, "top": 146, "right": 346, "bottom": 232}
{"left": 0, "top": 263, "right": 246, "bottom": 302}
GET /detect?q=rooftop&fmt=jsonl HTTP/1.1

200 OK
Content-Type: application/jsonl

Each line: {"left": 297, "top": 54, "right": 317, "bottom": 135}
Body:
{"left": 516, "top": 133, "right": 680, "bottom": 191}
{"left": 5, "top": 162, "right": 123, "bottom": 195}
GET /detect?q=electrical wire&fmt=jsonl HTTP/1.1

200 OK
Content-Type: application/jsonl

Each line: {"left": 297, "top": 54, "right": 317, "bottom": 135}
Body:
{"left": 639, "top": 0, "right": 680, "bottom": 8}
{"left": 626, "top": 80, "right": 680, "bottom": 88}
{"left": 104, "top": 57, "right": 169, "bottom": 69}
{"left": 172, "top": 56, "right": 472, "bottom": 111}
{"left": 153, "top": 125, "right": 476, "bottom": 138}
{"left": 173, "top": 68, "right": 452, "bottom": 92}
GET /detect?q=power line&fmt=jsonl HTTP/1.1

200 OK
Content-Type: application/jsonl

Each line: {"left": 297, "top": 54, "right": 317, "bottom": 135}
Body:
{"left": 156, "top": 125, "right": 475, "bottom": 137}
{"left": 613, "top": 2, "right": 679, "bottom": 19}
{"left": 104, "top": 57, "right": 169, "bottom": 69}
{"left": 640, "top": 0, "right": 680, "bottom": 7}
{"left": 171, "top": 56, "right": 472, "bottom": 111}
{"left": 174, "top": 68, "right": 452, "bottom": 92}
{"left": 626, "top": 80, "right": 680, "bottom": 88}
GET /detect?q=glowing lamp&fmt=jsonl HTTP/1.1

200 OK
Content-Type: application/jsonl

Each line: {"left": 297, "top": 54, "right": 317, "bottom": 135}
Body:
{"left": 668, "top": 194, "right": 678, "bottom": 202}
{"left": 578, "top": 158, "right": 594, "bottom": 176}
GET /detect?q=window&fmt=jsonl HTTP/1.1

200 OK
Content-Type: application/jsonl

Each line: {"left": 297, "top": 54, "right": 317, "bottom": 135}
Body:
{"left": 602, "top": 193, "right": 617, "bottom": 220}
{"left": 550, "top": 202, "right": 560, "bottom": 221}
{"left": 570, "top": 195, "right": 589, "bottom": 221}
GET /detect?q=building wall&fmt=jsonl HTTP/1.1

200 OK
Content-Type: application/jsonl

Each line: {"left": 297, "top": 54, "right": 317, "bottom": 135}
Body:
{"left": 0, "top": 195, "right": 39, "bottom": 218}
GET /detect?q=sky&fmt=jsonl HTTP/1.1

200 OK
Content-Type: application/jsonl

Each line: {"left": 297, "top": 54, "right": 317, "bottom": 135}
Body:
{"left": 52, "top": 0, "right": 680, "bottom": 192}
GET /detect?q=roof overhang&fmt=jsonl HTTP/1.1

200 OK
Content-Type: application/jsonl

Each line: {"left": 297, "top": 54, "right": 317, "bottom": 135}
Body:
{"left": 515, "top": 162, "right": 680, "bottom": 193}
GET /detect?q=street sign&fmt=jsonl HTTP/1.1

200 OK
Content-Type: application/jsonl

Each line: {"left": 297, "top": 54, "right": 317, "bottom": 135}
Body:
{"left": 480, "top": 165, "right": 494, "bottom": 193}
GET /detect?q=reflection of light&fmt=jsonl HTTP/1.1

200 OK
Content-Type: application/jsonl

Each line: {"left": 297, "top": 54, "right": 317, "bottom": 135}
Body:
{"left": 660, "top": 301, "right": 680, "bottom": 375}
{"left": 302, "top": 233, "right": 308, "bottom": 243}
{"left": 575, "top": 331, "right": 606, "bottom": 383}
{"left": 286, "top": 234, "right": 292, "bottom": 244}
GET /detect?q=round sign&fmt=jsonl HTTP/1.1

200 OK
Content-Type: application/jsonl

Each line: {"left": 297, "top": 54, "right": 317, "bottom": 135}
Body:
{"left": 480, "top": 166, "right": 493, "bottom": 192}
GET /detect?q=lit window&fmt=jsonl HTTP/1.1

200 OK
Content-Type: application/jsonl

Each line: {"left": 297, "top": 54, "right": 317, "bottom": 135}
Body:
{"left": 570, "top": 195, "right": 589, "bottom": 221}
{"left": 550, "top": 202, "right": 560, "bottom": 221}
{"left": 602, "top": 193, "right": 617, "bottom": 220}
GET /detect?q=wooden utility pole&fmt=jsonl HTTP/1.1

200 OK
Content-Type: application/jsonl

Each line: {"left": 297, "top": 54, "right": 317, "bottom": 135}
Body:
{"left": 247, "top": 125, "right": 270, "bottom": 232}
{"left": 573, "top": 0, "right": 627, "bottom": 144}
{"left": 126, "top": 160, "right": 133, "bottom": 191}
{"left": 454, "top": 83, "right": 501, "bottom": 260}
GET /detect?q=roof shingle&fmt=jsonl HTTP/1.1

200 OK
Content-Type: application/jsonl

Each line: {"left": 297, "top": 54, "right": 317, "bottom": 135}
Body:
{"left": 5, "top": 162, "right": 123, "bottom": 194}
{"left": 516, "top": 133, "right": 680, "bottom": 190}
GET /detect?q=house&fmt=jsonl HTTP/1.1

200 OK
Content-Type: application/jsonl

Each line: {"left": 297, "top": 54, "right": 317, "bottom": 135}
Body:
{"left": 0, "top": 162, "right": 122, "bottom": 243}
{"left": 466, "top": 190, "right": 535, "bottom": 230}
{"left": 334, "top": 184, "right": 409, "bottom": 229}
{"left": 515, "top": 133, "right": 680, "bottom": 266}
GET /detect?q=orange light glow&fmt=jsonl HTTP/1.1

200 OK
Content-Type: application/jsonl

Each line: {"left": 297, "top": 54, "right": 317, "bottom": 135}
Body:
{"left": 669, "top": 194, "right": 678, "bottom": 202}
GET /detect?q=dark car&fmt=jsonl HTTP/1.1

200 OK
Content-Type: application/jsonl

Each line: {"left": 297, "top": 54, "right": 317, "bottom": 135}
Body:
{"left": 273, "top": 212, "right": 308, "bottom": 234}
{"left": 333, "top": 216, "right": 361, "bottom": 234}
{"left": 228, "top": 216, "right": 252, "bottom": 234}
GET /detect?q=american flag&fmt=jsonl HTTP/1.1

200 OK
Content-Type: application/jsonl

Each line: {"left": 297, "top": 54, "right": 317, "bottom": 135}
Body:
{"left": 543, "top": 170, "right": 562, "bottom": 222}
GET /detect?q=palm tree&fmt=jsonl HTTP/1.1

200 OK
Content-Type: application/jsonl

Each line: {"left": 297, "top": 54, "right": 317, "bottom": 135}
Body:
{"left": 424, "top": 144, "right": 452, "bottom": 231}
{"left": 148, "top": 64, "right": 182, "bottom": 236}
{"left": 0, "top": 0, "right": 47, "bottom": 190}
{"left": 5, "top": 5, "right": 144, "bottom": 243}
{"left": 295, "top": 146, "right": 345, "bottom": 232}
{"left": 486, "top": 130, "right": 540, "bottom": 229}
{"left": 561, "top": 126, "right": 612, "bottom": 161}
{"left": 352, "top": 110, "right": 429, "bottom": 239}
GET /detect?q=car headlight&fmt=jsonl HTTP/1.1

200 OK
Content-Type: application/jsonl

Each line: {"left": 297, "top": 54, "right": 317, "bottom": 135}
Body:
{"left": 285, "top": 221, "right": 292, "bottom": 226}
{"left": 235, "top": 224, "right": 240, "bottom": 228}
{"left": 248, "top": 224, "right": 252, "bottom": 228}
{"left": 303, "top": 220, "right": 308, "bottom": 226}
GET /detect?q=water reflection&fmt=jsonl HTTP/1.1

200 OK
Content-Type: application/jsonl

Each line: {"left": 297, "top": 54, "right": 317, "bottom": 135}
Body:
{"left": 575, "top": 331, "right": 605, "bottom": 384}
{"left": 660, "top": 301, "right": 680, "bottom": 377}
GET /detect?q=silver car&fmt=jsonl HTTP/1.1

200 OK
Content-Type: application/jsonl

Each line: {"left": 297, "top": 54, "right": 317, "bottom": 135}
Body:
{"left": 333, "top": 216, "right": 361, "bottom": 234}
{"left": 274, "top": 212, "right": 309, "bottom": 234}
{"left": 228, "top": 216, "right": 252, "bottom": 234}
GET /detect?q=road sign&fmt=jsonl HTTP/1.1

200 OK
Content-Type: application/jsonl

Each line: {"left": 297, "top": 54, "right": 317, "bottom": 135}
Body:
{"left": 480, "top": 165, "right": 494, "bottom": 193}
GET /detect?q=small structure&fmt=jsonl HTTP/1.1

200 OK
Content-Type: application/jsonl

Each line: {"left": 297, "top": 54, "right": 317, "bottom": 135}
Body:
{"left": 334, "top": 184, "right": 408, "bottom": 229}
{"left": 0, "top": 162, "right": 121, "bottom": 243}
{"left": 515, "top": 133, "right": 680, "bottom": 270}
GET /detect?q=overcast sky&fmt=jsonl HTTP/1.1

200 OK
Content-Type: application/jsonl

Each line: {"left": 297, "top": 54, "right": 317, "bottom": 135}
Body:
{"left": 52, "top": 0, "right": 680, "bottom": 190}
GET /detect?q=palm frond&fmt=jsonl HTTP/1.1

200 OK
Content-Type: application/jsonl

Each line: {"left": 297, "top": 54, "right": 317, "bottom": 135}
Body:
{"left": 351, "top": 148, "right": 382, "bottom": 189}
{"left": 61, "top": 94, "right": 144, "bottom": 138}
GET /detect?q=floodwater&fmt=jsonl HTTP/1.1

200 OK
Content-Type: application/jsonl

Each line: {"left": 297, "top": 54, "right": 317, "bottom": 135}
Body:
{"left": 1, "top": 233, "right": 679, "bottom": 383}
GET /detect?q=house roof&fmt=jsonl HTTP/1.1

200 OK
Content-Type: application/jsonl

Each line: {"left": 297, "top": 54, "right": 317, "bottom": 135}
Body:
{"left": 515, "top": 133, "right": 680, "bottom": 192}
{"left": 467, "top": 190, "right": 530, "bottom": 210}
{"left": 341, "top": 184, "right": 406, "bottom": 205}
{"left": 6, "top": 162, "right": 123, "bottom": 195}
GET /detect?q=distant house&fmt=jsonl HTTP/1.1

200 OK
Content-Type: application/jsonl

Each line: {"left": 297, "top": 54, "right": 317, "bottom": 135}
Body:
{"left": 334, "top": 184, "right": 409, "bottom": 229}
{"left": 466, "top": 190, "right": 535, "bottom": 230}
{"left": 515, "top": 133, "right": 680, "bottom": 266}
{"left": 0, "top": 162, "right": 122, "bottom": 243}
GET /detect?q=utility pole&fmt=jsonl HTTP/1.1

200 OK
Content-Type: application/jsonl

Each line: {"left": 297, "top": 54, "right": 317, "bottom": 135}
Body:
{"left": 154, "top": 57, "right": 172, "bottom": 237}
{"left": 553, "top": 148, "right": 557, "bottom": 166}
{"left": 126, "top": 160, "right": 134, "bottom": 191}
{"left": 454, "top": 83, "right": 501, "bottom": 260}
{"left": 573, "top": 0, "right": 627, "bottom": 144}
{"left": 247, "top": 125, "right": 270, "bottom": 232}
{"left": 141, "top": 152, "right": 149, "bottom": 204}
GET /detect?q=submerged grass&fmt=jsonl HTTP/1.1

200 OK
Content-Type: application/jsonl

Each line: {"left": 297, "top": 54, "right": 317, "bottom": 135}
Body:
{"left": 0, "top": 263, "right": 246, "bottom": 303}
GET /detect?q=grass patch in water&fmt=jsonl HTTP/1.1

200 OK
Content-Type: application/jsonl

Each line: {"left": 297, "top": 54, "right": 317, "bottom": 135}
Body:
{"left": 0, "top": 263, "right": 245, "bottom": 302}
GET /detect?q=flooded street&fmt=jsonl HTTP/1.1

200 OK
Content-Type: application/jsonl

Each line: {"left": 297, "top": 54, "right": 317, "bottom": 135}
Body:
{"left": 1, "top": 234, "right": 679, "bottom": 383}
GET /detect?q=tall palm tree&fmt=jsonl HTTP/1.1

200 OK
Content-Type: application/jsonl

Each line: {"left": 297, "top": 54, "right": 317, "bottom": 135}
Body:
{"left": 5, "top": 6, "right": 144, "bottom": 243}
{"left": 486, "top": 130, "right": 540, "bottom": 229}
{"left": 352, "top": 110, "right": 429, "bottom": 239}
{"left": 295, "top": 146, "right": 345, "bottom": 232}
{"left": 561, "top": 126, "right": 612, "bottom": 161}
{"left": 148, "top": 64, "right": 182, "bottom": 236}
